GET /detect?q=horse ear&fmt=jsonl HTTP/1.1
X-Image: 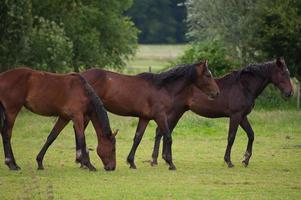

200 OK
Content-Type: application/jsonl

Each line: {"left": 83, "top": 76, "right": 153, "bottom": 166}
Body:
{"left": 276, "top": 57, "right": 283, "bottom": 68}
{"left": 204, "top": 59, "right": 208, "bottom": 66}
{"left": 113, "top": 129, "right": 119, "bottom": 136}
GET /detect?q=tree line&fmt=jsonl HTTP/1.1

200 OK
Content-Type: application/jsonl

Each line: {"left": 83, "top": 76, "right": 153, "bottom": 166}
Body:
{"left": 0, "top": 0, "right": 300, "bottom": 81}
{"left": 184, "top": 0, "right": 301, "bottom": 80}
{"left": 0, "top": 0, "right": 138, "bottom": 72}
{"left": 126, "top": 0, "right": 187, "bottom": 44}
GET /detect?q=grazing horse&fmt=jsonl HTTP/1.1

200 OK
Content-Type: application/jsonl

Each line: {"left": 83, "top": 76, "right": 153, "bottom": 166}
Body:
{"left": 0, "top": 67, "right": 116, "bottom": 171}
{"left": 41, "top": 61, "right": 220, "bottom": 170}
{"left": 151, "top": 57, "right": 293, "bottom": 168}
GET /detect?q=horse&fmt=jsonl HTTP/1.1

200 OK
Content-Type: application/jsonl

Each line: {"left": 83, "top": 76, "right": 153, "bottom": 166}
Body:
{"left": 0, "top": 67, "right": 117, "bottom": 171}
{"left": 39, "top": 61, "right": 220, "bottom": 170}
{"left": 151, "top": 57, "right": 293, "bottom": 168}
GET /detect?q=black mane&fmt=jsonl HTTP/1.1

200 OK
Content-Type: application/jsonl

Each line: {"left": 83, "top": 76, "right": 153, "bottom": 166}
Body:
{"left": 218, "top": 60, "right": 275, "bottom": 83}
{"left": 137, "top": 63, "right": 198, "bottom": 87}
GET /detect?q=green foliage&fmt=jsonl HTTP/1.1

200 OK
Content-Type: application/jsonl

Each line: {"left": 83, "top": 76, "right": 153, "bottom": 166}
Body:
{"left": 0, "top": 0, "right": 138, "bottom": 72}
{"left": 0, "top": 0, "right": 32, "bottom": 71}
{"left": 186, "top": 0, "right": 301, "bottom": 80}
{"left": 127, "top": 0, "right": 187, "bottom": 44}
{"left": 249, "top": 0, "right": 301, "bottom": 80}
{"left": 255, "top": 85, "right": 295, "bottom": 110}
{"left": 25, "top": 17, "right": 73, "bottom": 72}
{"left": 170, "top": 40, "right": 240, "bottom": 77}
{"left": 186, "top": 0, "right": 255, "bottom": 64}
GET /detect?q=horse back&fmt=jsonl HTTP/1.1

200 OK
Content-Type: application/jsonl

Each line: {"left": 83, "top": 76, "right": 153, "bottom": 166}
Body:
{"left": 25, "top": 70, "right": 89, "bottom": 117}
{"left": 82, "top": 68, "right": 161, "bottom": 117}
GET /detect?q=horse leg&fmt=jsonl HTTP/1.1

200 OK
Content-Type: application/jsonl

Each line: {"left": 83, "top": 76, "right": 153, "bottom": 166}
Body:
{"left": 127, "top": 118, "right": 149, "bottom": 169}
{"left": 36, "top": 117, "right": 69, "bottom": 170}
{"left": 151, "top": 127, "right": 162, "bottom": 166}
{"left": 74, "top": 117, "right": 90, "bottom": 165}
{"left": 72, "top": 116, "right": 96, "bottom": 171}
{"left": 155, "top": 115, "right": 175, "bottom": 170}
{"left": 1, "top": 109, "right": 20, "bottom": 170}
{"left": 152, "top": 112, "right": 183, "bottom": 166}
{"left": 224, "top": 115, "right": 241, "bottom": 168}
{"left": 240, "top": 116, "right": 254, "bottom": 167}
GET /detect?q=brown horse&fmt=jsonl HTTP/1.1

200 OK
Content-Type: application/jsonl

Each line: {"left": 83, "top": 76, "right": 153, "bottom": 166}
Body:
{"left": 0, "top": 67, "right": 117, "bottom": 171}
{"left": 151, "top": 57, "right": 293, "bottom": 168}
{"left": 39, "top": 61, "right": 220, "bottom": 170}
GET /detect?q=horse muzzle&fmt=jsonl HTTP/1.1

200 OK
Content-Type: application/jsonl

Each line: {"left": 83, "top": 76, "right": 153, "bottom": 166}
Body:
{"left": 283, "top": 90, "right": 293, "bottom": 98}
{"left": 104, "top": 165, "right": 116, "bottom": 171}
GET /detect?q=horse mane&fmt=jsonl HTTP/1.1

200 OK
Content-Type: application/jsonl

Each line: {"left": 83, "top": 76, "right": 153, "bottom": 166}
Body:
{"left": 137, "top": 63, "right": 197, "bottom": 87}
{"left": 218, "top": 60, "right": 275, "bottom": 83}
{"left": 75, "top": 73, "right": 112, "bottom": 137}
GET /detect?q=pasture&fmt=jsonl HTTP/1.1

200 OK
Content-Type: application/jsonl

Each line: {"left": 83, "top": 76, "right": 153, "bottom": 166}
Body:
{"left": 1, "top": 45, "right": 301, "bottom": 200}
{"left": 0, "top": 110, "right": 300, "bottom": 200}
{"left": 125, "top": 44, "right": 188, "bottom": 73}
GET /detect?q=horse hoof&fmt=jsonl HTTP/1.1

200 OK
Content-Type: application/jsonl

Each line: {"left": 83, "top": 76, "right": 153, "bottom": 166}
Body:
{"left": 242, "top": 160, "right": 249, "bottom": 167}
{"left": 88, "top": 165, "right": 97, "bottom": 171}
{"left": 9, "top": 164, "right": 21, "bottom": 171}
{"left": 169, "top": 165, "right": 176, "bottom": 170}
{"left": 129, "top": 164, "right": 137, "bottom": 169}
{"left": 227, "top": 162, "right": 234, "bottom": 168}
{"left": 89, "top": 167, "right": 97, "bottom": 171}
{"left": 151, "top": 161, "right": 158, "bottom": 167}
{"left": 37, "top": 166, "right": 44, "bottom": 170}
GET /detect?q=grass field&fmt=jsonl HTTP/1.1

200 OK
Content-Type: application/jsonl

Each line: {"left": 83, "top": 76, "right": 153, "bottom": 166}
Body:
{"left": 0, "top": 109, "right": 300, "bottom": 200}
{"left": 1, "top": 45, "right": 301, "bottom": 200}
{"left": 125, "top": 44, "right": 188, "bottom": 73}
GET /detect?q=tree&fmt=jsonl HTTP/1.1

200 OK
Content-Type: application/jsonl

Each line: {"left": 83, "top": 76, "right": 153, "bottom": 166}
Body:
{"left": 249, "top": 0, "right": 301, "bottom": 80}
{"left": 169, "top": 40, "right": 240, "bottom": 77}
{"left": 0, "top": 0, "right": 32, "bottom": 72}
{"left": 186, "top": 0, "right": 301, "bottom": 79}
{"left": 0, "top": 0, "right": 138, "bottom": 72}
{"left": 127, "top": 0, "right": 187, "bottom": 44}
{"left": 32, "top": 0, "right": 139, "bottom": 71}
{"left": 186, "top": 0, "right": 256, "bottom": 64}
{"left": 25, "top": 17, "right": 73, "bottom": 72}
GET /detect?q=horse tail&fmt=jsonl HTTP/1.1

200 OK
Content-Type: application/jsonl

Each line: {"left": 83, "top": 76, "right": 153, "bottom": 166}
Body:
{"left": 0, "top": 102, "right": 7, "bottom": 135}
{"left": 75, "top": 73, "right": 112, "bottom": 137}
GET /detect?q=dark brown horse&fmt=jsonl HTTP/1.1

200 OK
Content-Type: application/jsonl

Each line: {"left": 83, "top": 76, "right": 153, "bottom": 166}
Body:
{"left": 0, "top": 67, "right": 116, "bottom": 171}
{"left": 151, "top": 57, "right": 293, "bottom": 168}
{"left": 39, "top": 61, "right": 220, "bottom": 170}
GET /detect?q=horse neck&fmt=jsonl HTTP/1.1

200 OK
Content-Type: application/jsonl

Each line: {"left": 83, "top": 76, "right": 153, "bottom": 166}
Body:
{"left": 164, "top": 78, "right": 192, "bottom": 96}
{"left": 244, "top": 74, "right": 271, "bottom": 99}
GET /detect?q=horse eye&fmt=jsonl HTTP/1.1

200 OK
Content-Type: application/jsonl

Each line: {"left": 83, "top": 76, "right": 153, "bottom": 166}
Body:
{"left": 205, "top": 73, "right": 211, "bottom": 78}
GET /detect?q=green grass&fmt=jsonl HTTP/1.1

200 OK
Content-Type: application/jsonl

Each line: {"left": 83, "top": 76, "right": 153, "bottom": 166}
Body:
{"left": 0, "top": 110, "right": 300, "bottom": 200}
{"left": 125, "top": 44, "right": 189, "bottom": 73}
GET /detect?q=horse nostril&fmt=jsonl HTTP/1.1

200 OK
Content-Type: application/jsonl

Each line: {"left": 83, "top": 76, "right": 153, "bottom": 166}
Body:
{"left": 284, "top": 91, "right": 293, "bottom": 98}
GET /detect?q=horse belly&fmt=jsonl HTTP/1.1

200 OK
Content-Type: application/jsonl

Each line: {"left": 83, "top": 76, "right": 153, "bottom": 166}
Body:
{"left": 189, "top": 98, "right": 229, "bottom": 118}
{"left": 104, "top": 99, "right": 150, "bottom": 117}
{"left": 24, "top": 88, "right": 67, "bottom": 117}
{"left": 102, "top": 87, "right": 151, "bottom": 117}
{"left": 24, "top": 98, "right": 58, "bottom": 116}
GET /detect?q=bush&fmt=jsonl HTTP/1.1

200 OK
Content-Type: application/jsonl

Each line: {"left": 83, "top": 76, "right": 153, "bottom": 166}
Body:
{"left": 169, "top": 40, "right": 240, "bottom": 77}
{"left": 255, "top": 85, "right": 296, "bottom": 110}
{"left": 24, "top": 17, "right": 73, "bottom": 72}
